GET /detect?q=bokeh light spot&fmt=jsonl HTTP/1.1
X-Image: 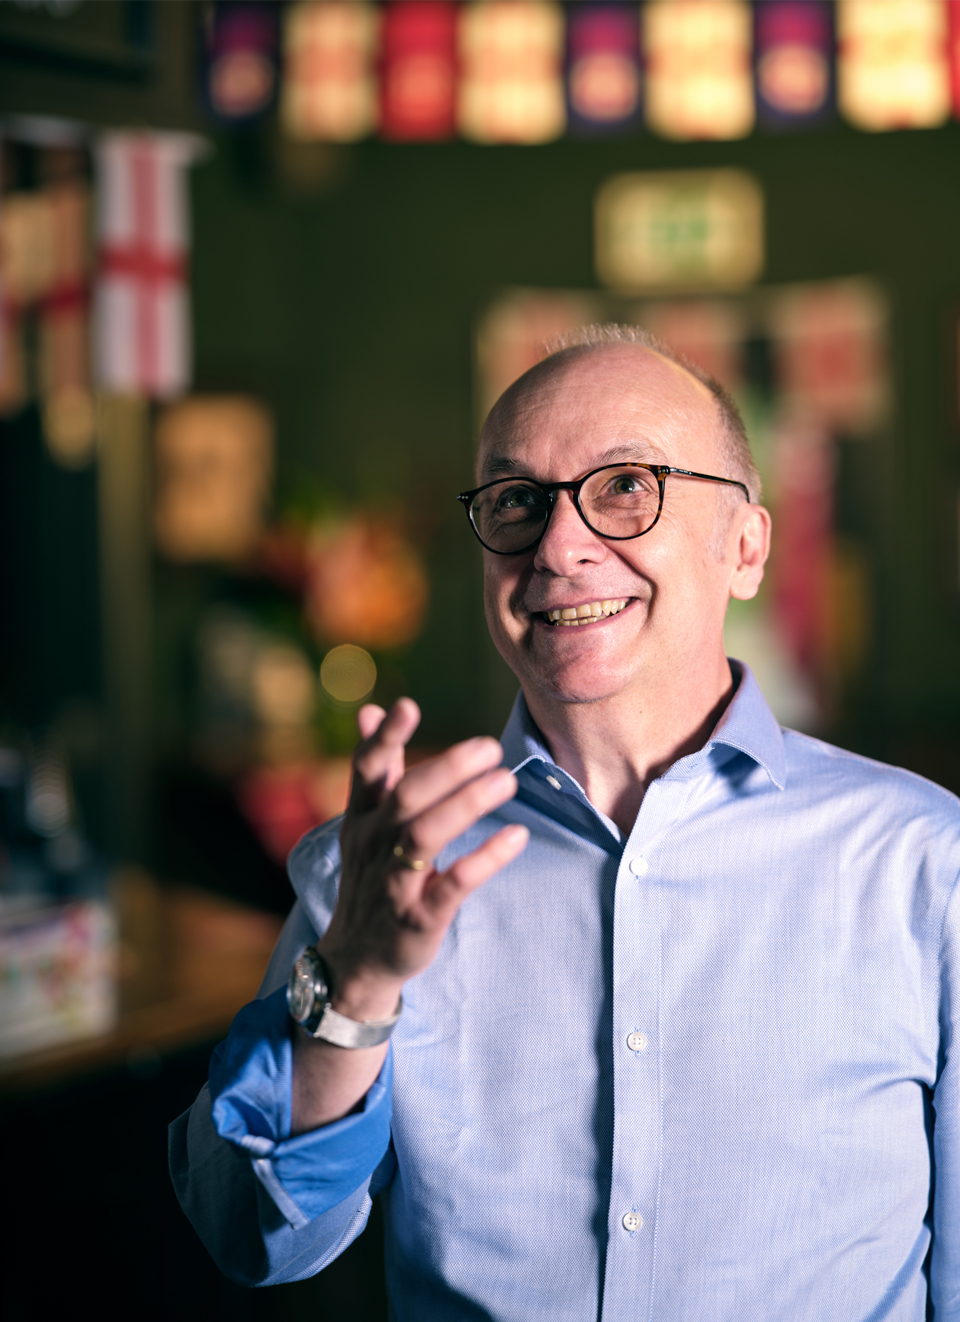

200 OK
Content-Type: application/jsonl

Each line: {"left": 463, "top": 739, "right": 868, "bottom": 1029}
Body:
{"left": 320, "top": 645, "right": 377, "bottom": 705}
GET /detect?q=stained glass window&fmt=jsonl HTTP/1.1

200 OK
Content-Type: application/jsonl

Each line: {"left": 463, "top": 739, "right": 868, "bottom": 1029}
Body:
{"left": 203, "top": 1, "right": 279, "bottom": 123}
{"left": 475, "top": 288, "right": 601, "bottom": 419}
{"left": 154, "top": 396, "right": 274, "bottom": 564}
{"left": 638, "top": 299, "right": 745, "bottom": 392}
{"left": 837, "top": 0, "right": 950, "bottom": 131}
{"left": 949, "top": 0, "right": 960, "bottom": 117}
{"left": 457, "top": 0, "right": 566, "bottom": 144}
{"left": 755, "top": 1, "right": 834, "bottom": 129}
{"left": 281, "top": 1, "right": 380, "bottom": 142}
{"left": 380, "top": 1, "right": 457, "bottom": 141}
{"left": 594, "top": 169, "right": 764, "bottom": 292}
{"left": 566, "top": 2, "right": 642, "bottom": 136}
{"left": 766, "top": 278, "right": 889, "bottom": 434}
{"left": 644, "top": 0, "right": 754, "bottom": 141}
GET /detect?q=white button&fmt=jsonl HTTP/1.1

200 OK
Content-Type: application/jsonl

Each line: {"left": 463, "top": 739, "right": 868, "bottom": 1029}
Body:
{"left": 622, "top": 1212, "right": 642, "bottom": 1232}
{"left": 546, "top": 775, "right": 562, "bottom": 790}
{"left": 629, "top": 856, "right": 648, "bottom": 877}
{"left": 626, "top": 1031, "right": 647, "bottom": 1052}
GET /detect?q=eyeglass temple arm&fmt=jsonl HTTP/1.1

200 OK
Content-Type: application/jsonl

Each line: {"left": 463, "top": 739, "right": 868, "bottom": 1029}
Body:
{"left": 661, "top": 467, "right": 750, "bottom": 499}
{"left": 457, "top": 467, "right": 749, "bottom": 502}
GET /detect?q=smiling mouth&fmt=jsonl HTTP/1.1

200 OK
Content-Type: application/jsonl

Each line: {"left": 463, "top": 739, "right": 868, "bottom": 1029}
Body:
{"left": 541, "top": 598, "right": 630, "bottom": 626}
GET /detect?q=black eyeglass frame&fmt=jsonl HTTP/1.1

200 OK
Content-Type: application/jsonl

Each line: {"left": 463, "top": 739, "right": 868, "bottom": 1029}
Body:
{"left": 457, "top": 463, "right": 750, "bottom": 556}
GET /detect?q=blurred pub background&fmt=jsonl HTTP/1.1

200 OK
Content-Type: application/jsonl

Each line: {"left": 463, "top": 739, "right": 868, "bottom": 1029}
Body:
{"left": 2, "top": 1, "right": 960, "bottom": 1317}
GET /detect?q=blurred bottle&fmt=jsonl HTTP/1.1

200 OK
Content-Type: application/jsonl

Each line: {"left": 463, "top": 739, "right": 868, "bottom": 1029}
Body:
{"left": 0, "top": 732, "right": 117, "bottom": 1060}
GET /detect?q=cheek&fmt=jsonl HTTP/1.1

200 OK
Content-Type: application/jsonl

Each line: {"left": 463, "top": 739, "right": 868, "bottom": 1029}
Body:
{"left": 624, "top": 529, "right": 721, "bottom": 612}
{"left": 482, "top": 564, "right": 515, "bottom": 634}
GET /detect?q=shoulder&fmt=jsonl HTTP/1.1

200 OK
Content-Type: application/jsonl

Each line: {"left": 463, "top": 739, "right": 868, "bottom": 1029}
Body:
{"left": 781, "top": 727, "right": 960, "bottom": 833}
{"left": 286, "top": 815, "right": 344, "bottom": 936}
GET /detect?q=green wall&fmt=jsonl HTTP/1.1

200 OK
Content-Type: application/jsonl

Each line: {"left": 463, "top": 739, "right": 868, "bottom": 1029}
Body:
{"left": 5, "top": 0, "right": 960, "bottom": 805}
{"left": 191, "top": 119, "right": 960, "bottom": 757}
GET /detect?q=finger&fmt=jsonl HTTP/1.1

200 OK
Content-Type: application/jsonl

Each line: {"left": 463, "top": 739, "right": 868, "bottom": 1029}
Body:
{"left": 396, "top": 766, "right": 519, "bottom": 867}
{"left": 357, "top": 703, "right": 387, "bottom": 741}
{"left": 391, "top": 736, "right": 504, "bottom": 823}
{"left": 351, "top": 697, "right": 421, "bottom": 810}
{"left": 424, "top": 824, "right": 529, "bottom": 921}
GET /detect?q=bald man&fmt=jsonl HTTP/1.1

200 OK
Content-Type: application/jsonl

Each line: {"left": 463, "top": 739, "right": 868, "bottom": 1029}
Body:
{"left": 172, "top": 327, "right": 960, "bottom": 1322}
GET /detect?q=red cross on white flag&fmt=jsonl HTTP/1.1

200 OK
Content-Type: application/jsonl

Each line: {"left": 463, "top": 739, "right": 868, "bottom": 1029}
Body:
{"left": 94, "top": 131, "right": 206, "bottom": 399}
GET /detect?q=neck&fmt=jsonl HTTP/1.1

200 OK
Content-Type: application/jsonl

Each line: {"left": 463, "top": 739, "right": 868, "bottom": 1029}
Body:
{"left": 522, "top": 653, "right": 736, "bottom": 835}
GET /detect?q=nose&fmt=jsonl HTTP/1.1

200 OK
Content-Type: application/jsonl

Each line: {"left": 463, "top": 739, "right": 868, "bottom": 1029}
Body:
{"left": 533, "top": 490, "right": 608, "bottom": 576}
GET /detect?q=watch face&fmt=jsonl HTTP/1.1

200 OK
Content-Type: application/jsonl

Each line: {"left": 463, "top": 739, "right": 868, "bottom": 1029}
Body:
{"left": 287, "top": 956, "right": 316, "bottom": 1023}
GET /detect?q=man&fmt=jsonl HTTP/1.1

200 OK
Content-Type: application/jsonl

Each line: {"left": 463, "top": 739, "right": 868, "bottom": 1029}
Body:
{"left": 171, "top": 326, "right": 960, "bottom": 1320}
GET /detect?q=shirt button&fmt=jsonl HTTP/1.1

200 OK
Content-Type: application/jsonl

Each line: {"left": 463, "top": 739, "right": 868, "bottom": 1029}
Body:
{"left": 622, "top": 1212, "right": 643, "bottom": 1232}
{"left": 546, "top": 775, "right": 562, "bottom": 790}
{"left": 629, "top": 856, "right": 648, "bottom": 877}
{"left": 626, "top": 1031, "right": 647, "bottom": 1052}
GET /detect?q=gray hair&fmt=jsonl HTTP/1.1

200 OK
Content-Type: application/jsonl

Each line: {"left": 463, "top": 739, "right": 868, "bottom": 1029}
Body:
{"left": 541, "top": 322, "right": 762, "bottom": 504}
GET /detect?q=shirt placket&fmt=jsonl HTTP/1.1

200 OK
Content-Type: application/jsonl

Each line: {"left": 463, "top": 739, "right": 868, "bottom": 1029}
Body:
{"left": 601, "top": 773, "right": 698, "bottom": 1322}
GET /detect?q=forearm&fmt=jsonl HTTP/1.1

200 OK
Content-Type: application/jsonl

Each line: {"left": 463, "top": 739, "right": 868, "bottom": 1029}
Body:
{"left": 291, "top": 1033, "right": 389, "bottom": 1133}
{"left": 291, "top": 949, "right": 404, "bottom": 1133}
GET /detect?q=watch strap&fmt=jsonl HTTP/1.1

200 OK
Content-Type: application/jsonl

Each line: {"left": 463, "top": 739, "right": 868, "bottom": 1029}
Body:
{"left": 293, "top": 947, "right": 402, "bottom": 1048}
{"left": 309, "top": 999, "right": 403, "bottom": 1048}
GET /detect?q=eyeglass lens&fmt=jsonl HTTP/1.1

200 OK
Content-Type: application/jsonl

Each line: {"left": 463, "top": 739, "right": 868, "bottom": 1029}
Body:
{"left": 469, "top": 466, "right": 661, "bottom": 553}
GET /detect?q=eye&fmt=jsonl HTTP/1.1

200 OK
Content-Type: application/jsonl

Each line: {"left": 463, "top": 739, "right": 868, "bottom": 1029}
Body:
{"left": 497, "top": 484, "right": 540, "bottom": 510}
{"left": 597, "top": 469, "right": 657, "bottom": 499}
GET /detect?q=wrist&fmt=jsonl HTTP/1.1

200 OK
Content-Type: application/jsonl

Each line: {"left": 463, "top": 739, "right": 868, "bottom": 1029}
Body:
{"left": 313, "top": 943, "right": 405, "bottom": 1022}
{"left": 288, "top": 946, "right": 402, "bottom": 1048}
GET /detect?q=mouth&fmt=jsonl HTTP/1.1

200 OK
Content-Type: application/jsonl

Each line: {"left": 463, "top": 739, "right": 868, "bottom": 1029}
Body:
{"left": 540, "top": 598, "right": 630, "bottom": 627}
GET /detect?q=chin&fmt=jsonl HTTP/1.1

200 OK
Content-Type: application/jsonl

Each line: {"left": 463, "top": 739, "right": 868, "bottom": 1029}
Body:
{"left": 522, "top": 656, "right": 633, "bottom": 707}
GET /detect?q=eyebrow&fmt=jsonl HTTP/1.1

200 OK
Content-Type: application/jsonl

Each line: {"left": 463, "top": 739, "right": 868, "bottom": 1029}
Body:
{"left": 480, "top": 441, "right": 669, "bottom": 480}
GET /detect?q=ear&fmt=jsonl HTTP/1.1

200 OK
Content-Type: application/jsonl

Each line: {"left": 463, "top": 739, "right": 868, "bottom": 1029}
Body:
{"left": 728, "top": 504, "right": 772, "bottom": 602}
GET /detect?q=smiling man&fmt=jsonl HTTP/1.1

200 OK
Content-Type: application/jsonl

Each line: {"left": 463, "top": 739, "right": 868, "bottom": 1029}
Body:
{"left": 171, "top": 326, "right": 960, "bottom": 1321}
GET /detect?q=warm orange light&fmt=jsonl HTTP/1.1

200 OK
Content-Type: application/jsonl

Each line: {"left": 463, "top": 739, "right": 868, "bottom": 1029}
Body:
{"left": 644, "top": 0, "right": 754, "bottom": 140}
{"left": 305, "top": 514, "right": 428, "bottom": 650}
{"left": 837, "top": 0, "right": 950, "bottom": 130}
{"left": 281, "top": 0, "right": 380, "bottom": 141}
{"left": 457, "top": 0, "right": 566, "bottom": 143}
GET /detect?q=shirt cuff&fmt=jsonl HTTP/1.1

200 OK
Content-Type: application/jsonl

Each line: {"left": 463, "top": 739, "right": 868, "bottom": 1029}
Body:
{"left": 209, "top": 984, "right": 394, "bottom": 1223}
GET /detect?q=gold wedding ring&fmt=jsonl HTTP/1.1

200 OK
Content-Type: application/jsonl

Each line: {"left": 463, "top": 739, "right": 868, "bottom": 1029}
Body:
{"left": 393, "top": 843, "right": 428, "bottom": 871}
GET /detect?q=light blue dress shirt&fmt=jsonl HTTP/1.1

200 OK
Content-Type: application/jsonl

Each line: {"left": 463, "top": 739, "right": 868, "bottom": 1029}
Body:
{"left": 170, "top": 663, "right": 960, "bottom": 1320}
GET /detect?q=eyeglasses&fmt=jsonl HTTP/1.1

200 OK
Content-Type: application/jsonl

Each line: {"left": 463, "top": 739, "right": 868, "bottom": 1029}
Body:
{"left": 457, "top": 463, "right": 749, "bottom": 556}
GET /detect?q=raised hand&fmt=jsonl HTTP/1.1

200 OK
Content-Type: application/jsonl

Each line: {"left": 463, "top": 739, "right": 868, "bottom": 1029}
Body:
{"left": 292, "top": 698, "right": 528, "bottom": 1133}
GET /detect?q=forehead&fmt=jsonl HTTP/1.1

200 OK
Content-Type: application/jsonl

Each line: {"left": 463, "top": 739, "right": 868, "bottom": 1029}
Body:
{"left": 478, "top": 343, "right": 721, "bottom": 480}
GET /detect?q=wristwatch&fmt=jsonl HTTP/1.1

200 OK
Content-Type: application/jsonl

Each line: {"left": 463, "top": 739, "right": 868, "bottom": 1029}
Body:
{"left": 287, "top": 946, "right": 403, "bottom": 1048}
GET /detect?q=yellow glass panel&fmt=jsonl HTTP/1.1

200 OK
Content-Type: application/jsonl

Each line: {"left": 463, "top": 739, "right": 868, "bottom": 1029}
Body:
{"left": 281, "top": 1, "right": 380, "bottom": 142}
{"left": 644, "top": 0, "right": 755, "bottom": 141}
{"left": 837, "top": 0, "right": 950, "bottom": 131}
{"left": 457, "top": 0, "right": 566, "bottom": 144}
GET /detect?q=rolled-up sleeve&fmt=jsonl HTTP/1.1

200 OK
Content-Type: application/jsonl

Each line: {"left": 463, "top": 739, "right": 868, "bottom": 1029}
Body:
{"left": 168, "top": 983, "right": 396, "bottom": 1284}
{"left": 168, "top": 822, "right": 397, "bottom": 1286}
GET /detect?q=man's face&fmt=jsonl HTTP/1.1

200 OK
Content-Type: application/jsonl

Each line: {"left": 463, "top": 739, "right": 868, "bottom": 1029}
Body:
{"left": 478, "top": 344, "right": 755, "bottom": 709}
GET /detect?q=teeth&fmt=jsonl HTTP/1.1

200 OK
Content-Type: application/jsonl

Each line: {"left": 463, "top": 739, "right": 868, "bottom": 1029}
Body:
{"left": 544, "top": 599, "right": 628, "bottom": 626}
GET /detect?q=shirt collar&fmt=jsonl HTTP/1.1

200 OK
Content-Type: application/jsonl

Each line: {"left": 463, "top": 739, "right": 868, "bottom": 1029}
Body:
{"left": 499, "top": 659, "right": 786, "bottom": 792}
